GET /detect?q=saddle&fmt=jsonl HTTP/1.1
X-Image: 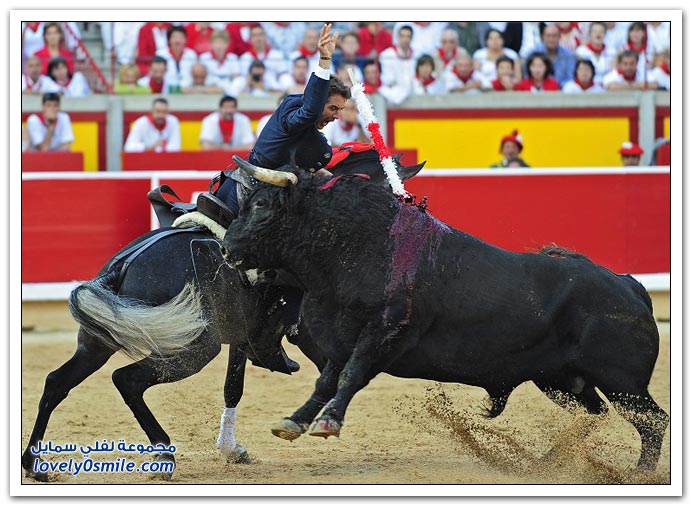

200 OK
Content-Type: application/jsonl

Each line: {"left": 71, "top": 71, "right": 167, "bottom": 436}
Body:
{"left": 147, "top": 173, "right": 242, "bottom": 230}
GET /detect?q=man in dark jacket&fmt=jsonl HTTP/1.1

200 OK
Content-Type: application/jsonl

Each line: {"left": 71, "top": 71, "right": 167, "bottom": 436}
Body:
{"left": 211, "top": 23, "right": 350, "bottom": 373}
{"left": 216, "top": 23, "right": 350, "bottom": 213}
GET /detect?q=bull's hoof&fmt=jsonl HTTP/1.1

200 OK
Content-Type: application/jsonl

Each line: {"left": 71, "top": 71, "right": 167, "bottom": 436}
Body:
{"left": 271, "top": 418, "right": 308, "bottom": 441}
{"left": 225, "top": 444, "right": 252, "bottom": 464}
{"left": 308, "top": 418, "right": 341, "bottom": 439}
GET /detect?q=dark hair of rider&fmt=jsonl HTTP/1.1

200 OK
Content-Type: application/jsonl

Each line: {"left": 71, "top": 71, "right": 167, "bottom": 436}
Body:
{"left": 328, "top": 74, "right": 351, "bottom": 99}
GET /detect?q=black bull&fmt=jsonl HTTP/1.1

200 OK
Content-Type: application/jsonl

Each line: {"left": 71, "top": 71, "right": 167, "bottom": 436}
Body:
{"left": 224, "top": 164, "right": 668, "bottom": 471}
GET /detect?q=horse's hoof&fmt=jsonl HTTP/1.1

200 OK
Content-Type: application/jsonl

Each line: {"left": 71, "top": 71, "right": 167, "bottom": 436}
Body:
{"left": 225, "top": 444, "right": 252, "bottom": 464}
{"left": 309, "top": 418, "right": 341, "bottom": 439}
{"left": 271, "top": 418, "right": 307, "bottom": 441}
{"left": 153, "top": 453, "right": 175, "bottom": 481}
{"left": 24, "top": 469, "right": 49, "bottom": 482}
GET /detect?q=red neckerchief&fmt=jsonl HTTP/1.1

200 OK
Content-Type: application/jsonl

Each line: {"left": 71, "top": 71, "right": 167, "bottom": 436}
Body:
{"left": 274, "top": 22, "right": 290, "bottom": 27}
{"left": 35, "top": 113, "right": 47, "bottom": 126}
{"left": 437, "top": 47, "right": 457, "bottom": 66}
{"left": 24, "top": 75, "right": 36, "bottom": 90}
{"left": 558, "top": 22, "right": 577, "bottom": 33}
{"left": 586, "top": 42, "right": 605, "bottom": 56}
{"left": 147, "top": 114, "right": 167, "bottom": 132}
{"left": 337, "top": 119, "right": 355, "bottom": 132}
{"left": 394, "top": 46, "right": 413, "bottom": 59}
{"left": 364, "top": 79, "right": 381, "bottom": 93}
{"left": 660, "top": 62, "right": 670, "bottom": 75}
{"left": 248, "top": 44, "right": 270, "bottom": 60}
{"left": 628, "top": 40, "right": 647, "bottom": 55}
{"left": 417, "top": 73, "right": 436, "bottom": 87}
{"left": 574, "top": 78, "right": 594, "bottom": 90}
{"left": 149, "top": 78, "right": 164, "bottom": 93}
{"left": 298, "top": 45, "right": 317, "bottom": 57}
{"left": 618, "top": 69, "right": 637, "bottom": 82}
{"left": 219, "top": 117, "right": 235, "bottom": 143}
{"left": 25, "top": 22, "right": 41, "bottom": 32}
{"left": 452, "top": 66, "right": 473, "bottom": 84}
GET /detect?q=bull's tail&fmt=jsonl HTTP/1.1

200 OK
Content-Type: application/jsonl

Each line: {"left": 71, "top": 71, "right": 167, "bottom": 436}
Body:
{"left": 621, "top": 274, "right": 655, "bottom": 315}
{"left": 69, "top": 271, "right": 207, "bottom": 360}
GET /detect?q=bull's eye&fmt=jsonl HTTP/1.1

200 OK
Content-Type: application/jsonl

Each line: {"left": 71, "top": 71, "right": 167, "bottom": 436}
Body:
{"left": 254, "top": 199, "right": 267, "bottom": 209}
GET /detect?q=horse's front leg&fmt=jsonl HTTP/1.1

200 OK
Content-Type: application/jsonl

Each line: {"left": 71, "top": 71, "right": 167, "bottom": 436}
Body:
{"left": 216, "top": 345, "right": 251, "bottom": 463}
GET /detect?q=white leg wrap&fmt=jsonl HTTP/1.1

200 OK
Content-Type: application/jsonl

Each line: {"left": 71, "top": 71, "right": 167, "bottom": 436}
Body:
{"left": 216, "top": 407, "right": 237, "bottom": 456}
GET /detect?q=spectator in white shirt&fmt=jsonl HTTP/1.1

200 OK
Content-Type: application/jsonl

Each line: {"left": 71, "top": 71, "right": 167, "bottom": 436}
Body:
{"left": 575, "top": 22, "right": 613, "bottom": 86}
{"left": 260, "top": 22, "right": 307, "bottom": 60}
{"left": 26, "top": 92, "right": 74, "bottom": 151}
{"left": 648, "top": 48, "right": 670, "bottom": 90}
{"left": 199, "top": 95, "right": 255, "bottom": 150}
{"left": 288, "top": 28, "right": 324, "bottom": 71}
{"left": 156, "top": 26, "right": 198, "bottom": 88}
{"left": 603, "top": 49, "right": 658, "bottom": 90}
{"left": 411, "top": 54, "right": 445, "bottom": 95}
{"left": 445, "top": 49, "right": 491, "bottom": 94}
{"left": 278, "top": 55, "right": 310, "bottom": 93}
{"left": 392, "top": 22, "right": 446, "bottom": 57}
{"left": 379, "top": 25, "right": 416, "bottom": 88}
{"left": 22, "top": 55, "right": 60, "bottom": 95}
{"left": 321, "top": 99, "right": 369, "bottom": 147}
{"left": 200, "top": 30, "right": 240, "bottom": 81}
{"left": 98, "top": 22, "right": 145, "bottom": 65}
{"left": 47, "top": 56, "right": 90, "bottom": 97}
{"left": 562, "top": 59, "right": 604, "bottom": 94}
{"left": 124, "top": 97, "right": 181, "bottom": 152}
{"left": 239, "top": 25, "right": 289, "bottom": 79}
{"left": 136, "top": 55, "right": 171, "bottom": 94}
{"left": 223, "top": 59, "right": 281, "bottom": 97}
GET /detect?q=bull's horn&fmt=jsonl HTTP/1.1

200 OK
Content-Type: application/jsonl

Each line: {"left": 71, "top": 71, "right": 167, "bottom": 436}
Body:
{"left": 232, "top": 155, "right": 297, "bottom": 187}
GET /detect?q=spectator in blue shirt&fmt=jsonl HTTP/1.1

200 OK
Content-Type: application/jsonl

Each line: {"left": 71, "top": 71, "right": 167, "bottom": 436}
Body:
{"left": 525, "top": 24, "right": 576, "bottom": 87}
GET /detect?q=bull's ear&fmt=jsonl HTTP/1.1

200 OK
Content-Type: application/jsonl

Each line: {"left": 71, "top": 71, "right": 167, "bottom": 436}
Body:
{"left": 398, "top": 161, "right": 426, "bottom": 180}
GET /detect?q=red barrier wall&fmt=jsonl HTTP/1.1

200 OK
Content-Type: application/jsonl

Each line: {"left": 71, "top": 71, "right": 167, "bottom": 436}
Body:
{"left": 21, "top": 170, "right": 670, "bottom": 283}
{"left": 22, "top": 152, "right": 84, "bottom": 172}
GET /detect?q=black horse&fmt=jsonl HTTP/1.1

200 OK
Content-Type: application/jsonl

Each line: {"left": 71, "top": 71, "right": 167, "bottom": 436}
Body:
{"left": 21, "top": 150, "right": 424, "bottom": 481}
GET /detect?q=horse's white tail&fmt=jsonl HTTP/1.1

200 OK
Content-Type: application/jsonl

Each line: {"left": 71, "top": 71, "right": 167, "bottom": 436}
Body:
{"left": 69, "top": 275, "right": 207, "bottom": 360}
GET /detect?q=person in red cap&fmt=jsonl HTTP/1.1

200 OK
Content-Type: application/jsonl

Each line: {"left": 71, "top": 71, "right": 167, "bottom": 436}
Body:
{"left": 619, "top": 141, "right": 644, "bottom": 166}
{"left": 490, "top": 129, "right": 531, "bottom": 168}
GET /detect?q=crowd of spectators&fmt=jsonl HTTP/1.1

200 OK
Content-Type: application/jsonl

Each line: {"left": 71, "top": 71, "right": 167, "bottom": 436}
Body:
{"left": 22, "top": 21, "right": 671, "bottom": 103}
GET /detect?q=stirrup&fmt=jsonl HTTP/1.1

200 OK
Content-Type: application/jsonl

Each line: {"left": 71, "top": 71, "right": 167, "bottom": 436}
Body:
{"left": 196, "top": 193, "right": 237, "bottom": 230}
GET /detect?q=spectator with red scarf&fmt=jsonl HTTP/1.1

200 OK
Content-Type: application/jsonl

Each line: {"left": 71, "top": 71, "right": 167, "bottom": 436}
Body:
{"left": 199, "top": 95, "right": 255, "bottom": 150}
{"left": 444, "top": 49, "right": 491, "bottom": 94}
{"left": 603, "top": 49, "right": 657, "bottom": 90}
{"left": 562, "top": 59, "right": 604, "bottom": 93}
{"left": 288, "top": 28, "right": 327, "bottom": 71}
{"left": 490, "top": 56, "right": 518, "bottom": 91}
{"left": 649, "top": 48, "right": 670, "bottom": 90}
{"left": 135, "top": 22, "right": 172, "bottom": 76}
{"left": 575, "top": 22, "right": 613, "bottom": 86}
{"left": 200, "top": 29, "right": 240, "bottom": 81}
{"left": 513, "top": 52, "right": 561, "bottom": 92}
{"left": 124, "top": 97, "right": 181, "bottom": 152}
{"left": 239, "top": 24, "right": 289, "bottom": 80}
{"left": 136, "top": 55, "right": 172, "bottom": 94}
{"left": 362, "top": 59, "right": 382, "bottom": 94}
{"left": 32, "top": 22, "right": 75, "bottom": 75}
{"left": 618, "top": 22, "right": 654, "bottom": 82}
{"left": 433, "top": 29, "right": 459, "bottom": 73}
{"left": 22, "top": 55, "right": 60, "bottom": 95}
{"left": 556, "top": 22, "right": 582, "bottom": 51}
{"left": 411, "top": 54, "right": 445, "bottom": 95}
{"left": 26, "top": 92, "right": 74, "bottom": 152}
{"left": 356, "top": 22, "right": 393, "bottom": 59}
{"left": 261, "top": 21, "right": 307, "bottom": 59}
{"left": 157, "top": 26, "right": 199, "bottom": 89}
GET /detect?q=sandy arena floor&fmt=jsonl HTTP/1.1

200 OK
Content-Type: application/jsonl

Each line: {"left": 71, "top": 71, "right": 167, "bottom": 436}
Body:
{"left": 20, "top": 319, "right": 671, "bottom": 486}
